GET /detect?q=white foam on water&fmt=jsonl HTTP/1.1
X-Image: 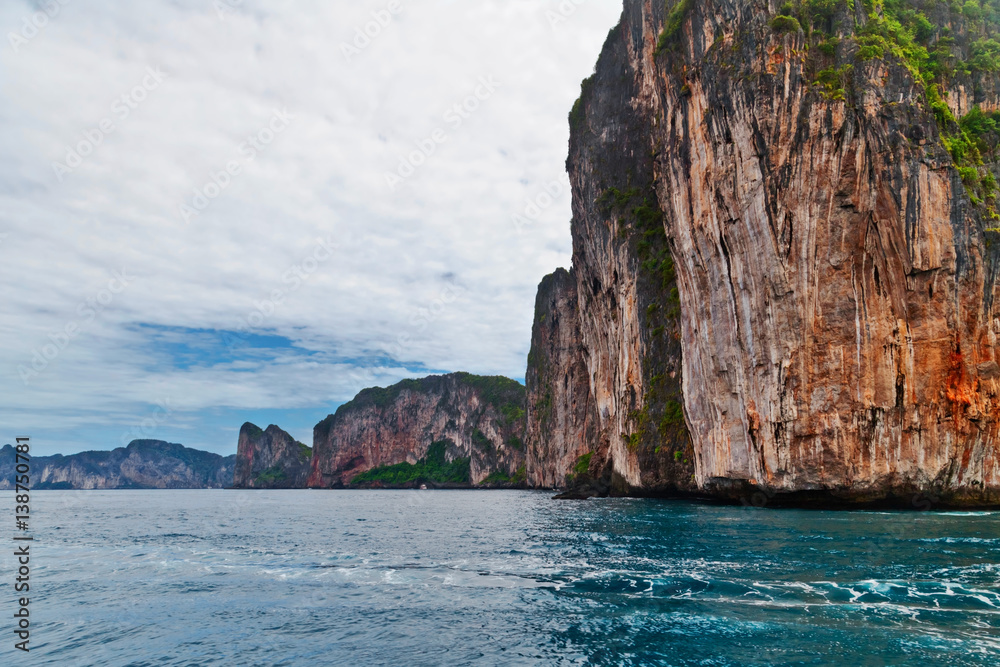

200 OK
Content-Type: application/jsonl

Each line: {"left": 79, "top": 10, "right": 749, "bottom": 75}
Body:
{"left": 916, "top": 536, "right": 1000, "bottom": 544}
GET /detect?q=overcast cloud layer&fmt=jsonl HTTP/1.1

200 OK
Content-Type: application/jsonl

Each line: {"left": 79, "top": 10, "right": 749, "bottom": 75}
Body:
{"left": 0, "top": 0, "right": 622, "bottom": 454}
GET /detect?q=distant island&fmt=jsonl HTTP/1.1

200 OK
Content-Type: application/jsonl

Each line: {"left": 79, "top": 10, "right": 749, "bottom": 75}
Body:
{"left": 0, "top": 441, "right": 235, "bottom": 490}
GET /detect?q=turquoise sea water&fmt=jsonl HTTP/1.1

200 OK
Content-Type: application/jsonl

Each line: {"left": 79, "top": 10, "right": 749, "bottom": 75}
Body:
{"left": 2, "top": 490, "right": 998, "bottom": 665}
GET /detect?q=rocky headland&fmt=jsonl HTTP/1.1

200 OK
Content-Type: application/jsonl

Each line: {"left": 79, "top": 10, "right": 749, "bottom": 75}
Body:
{"left": 232, "top": 423, "right": 312, "bottom": 489}
{"left": 306, "top": 373, "right": 527, "bottom": 489}
{"left": 527, "top": 0, "right": 1000, "bottom": 506}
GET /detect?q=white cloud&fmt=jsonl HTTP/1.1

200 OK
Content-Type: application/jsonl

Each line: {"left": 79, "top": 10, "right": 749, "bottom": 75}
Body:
{"left": 0, "top": 0, "right": 622, "bottom": 452}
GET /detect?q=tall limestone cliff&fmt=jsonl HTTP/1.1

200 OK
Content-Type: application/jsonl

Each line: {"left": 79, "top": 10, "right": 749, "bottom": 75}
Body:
{"left": 308, "top": 373, "right": 526, "bottom": 488}
{"left": 531, "top": 0, "right": 1000, "bottom": 505}
{"left": 232, "top": 423, "right": 312, "bottom": 489}
{"left": 525, "top": 268, "right": 598, "bottom": 489}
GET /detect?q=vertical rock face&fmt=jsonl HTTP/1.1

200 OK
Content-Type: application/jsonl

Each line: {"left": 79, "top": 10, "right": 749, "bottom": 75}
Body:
{"left": 533, "top": 0, "right": 1000, "bottom": 505}
{"left": 308, "top": 373, "right": 526, "bottom": 488}
{"left": 525, "top": 268, "right": 598, "bottom": 488}
{"left": 527, "top": 9, "right": 697, "bottom": 496}
{"left": 233, "top": 423, "right": 311, "bottom": 489}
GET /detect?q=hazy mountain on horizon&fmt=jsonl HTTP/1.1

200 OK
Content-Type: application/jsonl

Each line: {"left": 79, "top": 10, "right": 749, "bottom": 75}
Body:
{"left": 0, "top": 440, "right": 236, "bottom": 490}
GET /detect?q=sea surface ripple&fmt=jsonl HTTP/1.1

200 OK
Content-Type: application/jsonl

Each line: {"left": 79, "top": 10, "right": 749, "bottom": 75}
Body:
{"left": 3, "top": 490, "right": 999, "bottom": 666}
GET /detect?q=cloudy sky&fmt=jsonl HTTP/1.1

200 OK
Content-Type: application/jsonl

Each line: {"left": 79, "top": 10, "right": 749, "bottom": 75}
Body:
{"left": 0, "top": 0, "right": 622, "bottom": 455}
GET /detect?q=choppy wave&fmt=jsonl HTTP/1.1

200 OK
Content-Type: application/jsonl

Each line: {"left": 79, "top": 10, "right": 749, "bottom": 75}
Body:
{"left": 9, "top": 489, "right": 1000, "bottom": 666}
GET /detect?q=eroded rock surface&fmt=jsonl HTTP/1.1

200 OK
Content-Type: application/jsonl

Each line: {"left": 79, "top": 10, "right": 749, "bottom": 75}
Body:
{"left": 525, "top": 268, "right": 598, "bottom": 489}
{"left": 308, "top": 373, "right": 526, "bottom": 488}
{"left": 531, "top": 0, "right": 1000, "bottom": 506}
{"left": 233, "top": 423, "right": 311, "bottom": 489}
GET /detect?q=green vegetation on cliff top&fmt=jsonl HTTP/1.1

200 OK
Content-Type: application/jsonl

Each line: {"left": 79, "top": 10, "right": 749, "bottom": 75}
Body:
{"left": 295, "top": 441, "right": 311, "bottom": 460}
{"left": 766, "top": 0, "right": 1000, "bottom": 216}
{"left": 644, "top": 0, "right": 1000, "bottom": 219}
{"left": 321, "top": 372, "right": 525, "bottom": 428}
